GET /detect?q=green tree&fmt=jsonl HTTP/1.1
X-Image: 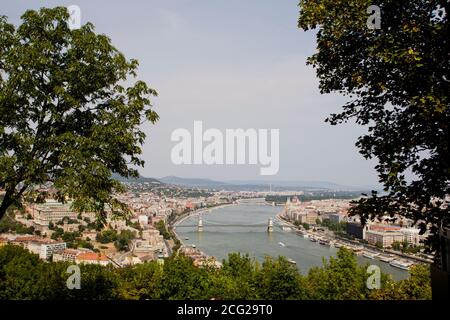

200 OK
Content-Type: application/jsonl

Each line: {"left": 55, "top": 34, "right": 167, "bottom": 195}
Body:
{"left": 114, "top": 229, "right": 136, "bottom": 251}
{"left": 255, "top": 256, "right": 307, "bottom": 299}
{"left": 115, "top": 262, "right": 163, "bottom": 299}
{"left": 391, "top": 241, "right": 402, "bottom": 251}
{"left": 369, "top": 264, "right": 432, "bottom": 300}
{"left": 0, "top": 7, "right": 158, "bottom": 223}
{"left": 306, "top": 248, "right": 370, "bottom": 299}
{"left": 96, "top": 229, "right": 118, "bottom": 244}
{"left": 157, "top": 254, "right": 211, "bottom": 299}
{"left": 298, "top": 0, "right": 449, "bottom": 256}
{"left": 0, "top": 245, "right": 432, "bottom": 300}
{"left": 220, "top": 253, "right": 259, "bottom": 299}
{"left": 375, "top": 242, "right": 384, "bottom": 250}
{"left": 155, "top": 220, "right": 171, "bottom": 240}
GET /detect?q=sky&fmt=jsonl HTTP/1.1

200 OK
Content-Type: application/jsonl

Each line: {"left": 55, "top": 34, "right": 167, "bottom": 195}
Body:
{"left": 2, "top": 0, "right": 380, "bottom": 187}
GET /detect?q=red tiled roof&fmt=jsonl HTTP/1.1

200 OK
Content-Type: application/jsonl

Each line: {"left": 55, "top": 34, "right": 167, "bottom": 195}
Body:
{"left": 369, "top": 225, "right": 401, "bottom": 231}
{"left": 76, "top": 252, "right": 109, "bottom": 261}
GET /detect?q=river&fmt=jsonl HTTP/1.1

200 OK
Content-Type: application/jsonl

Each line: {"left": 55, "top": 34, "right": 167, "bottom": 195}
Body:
{"left": 174, "top": 202, "right": 409, "bottom": 281}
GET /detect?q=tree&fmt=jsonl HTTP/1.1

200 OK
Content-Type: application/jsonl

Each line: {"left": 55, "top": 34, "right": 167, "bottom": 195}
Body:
{"left": 305, "top": 248, "right": 370, "bottom": 299}
{"left": 0, "top": 245, "right": 432, "bottom": 300}
{"left": 96, "top": 229, "right": 118, "bottom": 244}
{"left": 391, "top": 241, "right": 402, "bottom": 251}
{"left": 369, "top": 264, "right": 432, "bottom": 300}
{"left": 298, "top": 0, "right": 449, "bottom": 257}
{"left": 114, "top": 229, "right": 136, "bottom": 251}
{"left": 255, "top": 256, "right": 307, "bottom": 299}
{"left": 155, "top": 220, "right": 171, "bottom": 240}
{"left": 0, "top": 7, "right": 158, "bottom": 223}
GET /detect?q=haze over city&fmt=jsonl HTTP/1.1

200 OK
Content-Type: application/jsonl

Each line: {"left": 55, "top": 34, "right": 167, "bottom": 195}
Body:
{"left": 2, "top": 0, "right": 380, "bottom": 187}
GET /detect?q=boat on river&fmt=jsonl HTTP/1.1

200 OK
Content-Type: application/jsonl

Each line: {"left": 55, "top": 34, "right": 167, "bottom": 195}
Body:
{"left": 362, "top": 251, "right": 380, "bottom": 259}
{"left": 390, "top": 259, "right": 413, "bottom": 270}
{"left": 287, "top": 258, "right": 296, "bottom": 265}
{"left": 378, "top": 254, "right": 395, "bottom": 262}
{"left": 278, "top": 242, "right": 286, "bottom": 247}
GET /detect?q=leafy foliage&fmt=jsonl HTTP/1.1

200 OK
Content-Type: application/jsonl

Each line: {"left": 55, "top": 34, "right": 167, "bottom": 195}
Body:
{"left": 0, "top": 7, "right": 158, "bottom": 223}
{"left": 155, "top": 220, "right": 171, "bottom": 240}
{"left": 0, "top": 245, "right": 432, "bottom": 300}
{"left": 298, "top": 0, "right": 449, "bottom": 256}
{"left": 114, "top": 229, "right": 136, "bottom": 251}
{"left": 96, "top": 229, "right": 118, "bottom": 244}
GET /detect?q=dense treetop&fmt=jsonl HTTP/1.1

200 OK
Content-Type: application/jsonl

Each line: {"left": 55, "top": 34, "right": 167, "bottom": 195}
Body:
{"left": 0, "top": 245, "right": 432, "bottom": 300}
{"left": 298, "top": 0, "right": 449, "bottom": 257}
{"left": 0, "top": 7, "right": 158, "bottom": 222}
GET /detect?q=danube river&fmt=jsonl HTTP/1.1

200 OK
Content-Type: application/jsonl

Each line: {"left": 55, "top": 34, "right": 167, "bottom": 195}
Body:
{"left": 174, "top": 202, "right": 409, "bottom": 281}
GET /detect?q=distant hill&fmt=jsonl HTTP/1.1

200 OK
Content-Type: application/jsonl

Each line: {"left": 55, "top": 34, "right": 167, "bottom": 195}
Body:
{"left": 159, "top": 176, "right": 226, "bottom": 188}
{"left": 226, "top": 179, "right": 365, "bottom": 191}
{"left": 111, "top": 173, "right": 162, "bottom": 185}
{"left": 159, "top": 176, "right": 377, "bottom": 192}
{"left": 111, "top": 173, "right": 377, "bottom": 192}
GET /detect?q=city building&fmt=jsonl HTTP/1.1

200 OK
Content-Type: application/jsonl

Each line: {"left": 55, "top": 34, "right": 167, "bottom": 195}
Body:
{"left": 40, "top": 241, "right": 67, "bottom": 260}
{"left": 400, "top": 228, "right": 423, "bottom": 246}
{"left": 33, "top": 200, "right": 78, "bottom": 225}
{"left": 75, "top": 252, "right": 110, "bottom": 266}
{"left": 328, "top": 213, "right": 343, "bottom": 224}
{"left": 53, "top": 249, "right": 81, "bottom": 263}
{"left": 364, "top": 225, "right": 404, "bottom": 248}
{"left": 346, "top": 222, "right": 364, "bottom": 239}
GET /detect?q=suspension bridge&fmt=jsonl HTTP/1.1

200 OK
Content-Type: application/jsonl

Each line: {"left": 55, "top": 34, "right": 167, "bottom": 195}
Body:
{"left": 174, "top": 215, "right": 284, "bottom": 232}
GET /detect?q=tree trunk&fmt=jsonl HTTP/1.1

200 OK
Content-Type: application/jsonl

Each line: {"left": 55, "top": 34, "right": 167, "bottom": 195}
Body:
{"left": 0, "top": 190, "right": 14, "bottom": 221}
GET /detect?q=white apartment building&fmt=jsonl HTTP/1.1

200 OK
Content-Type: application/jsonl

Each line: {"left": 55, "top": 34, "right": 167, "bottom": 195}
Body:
{"left": 40, "top": 241, "right": 67, "bottom": 260}
{"left": 400, "top": 228, "right": 423, "bottom": 246}
{"left": 34, "top": 201, "right": 78, "bottom": 225}
{"left": 365, "top": 229, "right": 404, "bottom": 248}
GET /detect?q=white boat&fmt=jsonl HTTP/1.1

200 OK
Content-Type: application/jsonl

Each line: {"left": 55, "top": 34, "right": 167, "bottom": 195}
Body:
{"left": 191, "top": 244, "right": 196, "bottom": 248}
{"left": 278, "top": 242, "right": 286, "bottom": 247}
{"left": 351, "top": 246, "right": 364, "bottom": 254}
{"left": 378, "top": 254, "right": 395, "bottom": 262}
{"left": 362, "top": 251, "right": 379, "bottom": 259}
{"left": 334, "top": 242, "right": 342, "bottom": 248}
{"left": 390, "top": 259, "right": 413, "bottom": 271}
{"left": 184, "top": 237, "right": 189, "bottom": 240}
{"left": 287, "top": 258, "right": 296, "bottom": 265}
{"left": 309, "top": 237, "right": 317, "bottom": 242}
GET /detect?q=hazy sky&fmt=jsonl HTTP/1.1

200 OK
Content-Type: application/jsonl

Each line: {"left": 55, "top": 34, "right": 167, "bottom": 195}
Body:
{"left": 3, "top": 0, "right": 380, "bottom": 187}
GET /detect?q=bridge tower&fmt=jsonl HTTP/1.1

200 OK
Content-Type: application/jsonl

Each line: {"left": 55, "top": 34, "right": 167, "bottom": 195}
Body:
{"left": 267, "top": 218, "right": 273, "bottom": 233}
{"left": 198, "top": 214, "right": 204, "bottom": 232}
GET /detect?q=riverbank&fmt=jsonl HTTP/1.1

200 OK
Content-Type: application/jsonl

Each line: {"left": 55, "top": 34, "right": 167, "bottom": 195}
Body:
{"left": 174, "top": 203, "right": 409, "bottom": 280}
{"left": 170, "top": 203, "right": 235, "bottom": 248}
{"left": 172, "top": 203, "right": 235, "bottom": 227}
{"left": 275, "top": 211, "right": 430, "bottom": 271}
